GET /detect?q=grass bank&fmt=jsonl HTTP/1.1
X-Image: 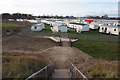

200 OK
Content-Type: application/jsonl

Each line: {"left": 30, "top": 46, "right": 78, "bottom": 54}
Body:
{"left": 2, "top": 56, "right": 45, "bottom": 78}
{"left": 71, "top": 40, "right": 118, "bottom": 60}
{"left": 85, "top": 61, "right": 118, "bottom": 78}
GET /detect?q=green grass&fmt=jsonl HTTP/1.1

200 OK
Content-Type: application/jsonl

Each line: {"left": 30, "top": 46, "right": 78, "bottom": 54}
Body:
{"left": 72, "top": 40, "right": 118, "bottom": 60}
{"left": 2, "top": 22, "right": 19, "bottom": 27}
{"left": 2, "top": 56, "right": 45, "bottom": 78}
{"left": 45, "top": 24, "right": 51, "bottom": 31}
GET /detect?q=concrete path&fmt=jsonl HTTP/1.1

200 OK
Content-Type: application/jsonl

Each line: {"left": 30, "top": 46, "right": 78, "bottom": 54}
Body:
{"left": 52, "top": 69, "right": 71, "bottom": 78}
{"left": 62, "top": 41, "right": 71, "bottom": 47}
{"left": 49, "top": 37, "right": 78, "bottom": 42}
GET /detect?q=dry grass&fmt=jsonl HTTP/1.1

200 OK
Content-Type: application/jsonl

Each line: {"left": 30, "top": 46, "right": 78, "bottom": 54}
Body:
{"left": 2, "top": 56, "right": 45, "bottom": 78}
{"left": 85, "top": 61, "right": 118, "bottom": 78}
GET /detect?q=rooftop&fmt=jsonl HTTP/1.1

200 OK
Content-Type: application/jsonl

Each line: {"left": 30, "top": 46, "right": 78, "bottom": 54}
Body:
{"left": 69, "top": 22, "right": 87, "bottom": 26}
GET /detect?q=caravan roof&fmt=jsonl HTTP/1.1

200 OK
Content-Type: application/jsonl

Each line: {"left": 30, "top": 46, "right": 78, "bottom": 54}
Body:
{"left": 69, "top": 22, "right": 87, "bottom": 26}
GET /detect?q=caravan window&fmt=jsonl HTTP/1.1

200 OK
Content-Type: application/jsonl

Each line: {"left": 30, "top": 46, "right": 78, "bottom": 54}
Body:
{"left": 114, "top": 29, "right": 116, "bottom": 31}
{"left": 34, "top": 26, "right": 37, "bottom": 29}
{"left": 102, "top": 27, "right": 104, "bottom": 30}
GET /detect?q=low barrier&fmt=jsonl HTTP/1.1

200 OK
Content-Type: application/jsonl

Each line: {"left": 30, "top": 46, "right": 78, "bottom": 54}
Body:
{"left": 25, "top": 61, "right": 56, "bottom": 80}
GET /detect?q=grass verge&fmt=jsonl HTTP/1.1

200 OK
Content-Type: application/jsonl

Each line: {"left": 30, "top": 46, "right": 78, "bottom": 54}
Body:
{"left": 2, "top": 56, "right": 45, "bottom": 78}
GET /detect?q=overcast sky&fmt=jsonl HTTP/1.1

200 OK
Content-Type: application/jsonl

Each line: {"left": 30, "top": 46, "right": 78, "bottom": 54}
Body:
{"left": 0, "top": 0, "right": 119, "bottom": 17}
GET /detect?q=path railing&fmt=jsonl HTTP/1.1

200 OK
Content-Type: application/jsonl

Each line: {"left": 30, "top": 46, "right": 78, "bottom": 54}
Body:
{"left": 25, "top": 61, "right": 56, "bottom": 80}
{"left": 69, "top": 61, "right": 88, "bottom": 80}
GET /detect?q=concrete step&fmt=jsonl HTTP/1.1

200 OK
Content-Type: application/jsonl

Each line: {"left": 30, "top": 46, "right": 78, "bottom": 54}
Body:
{"left": 52, "top": 69, "right": 70, "bottom": 78}
{"left": 62, "top": 41, "right": 71, "bottom": 47}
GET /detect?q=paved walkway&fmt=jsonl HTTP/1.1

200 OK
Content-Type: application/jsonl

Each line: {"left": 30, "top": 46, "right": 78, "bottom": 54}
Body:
{"left": 49, "top": 37, "right": 78, "bottom": 42}
{"left": 52, "top": 69, "right": 71, "bottom": 78}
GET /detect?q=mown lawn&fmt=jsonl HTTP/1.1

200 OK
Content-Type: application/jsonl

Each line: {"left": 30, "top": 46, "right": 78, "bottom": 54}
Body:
{"left": 2, "top": 56, "right": 45, "bottom": 78}
{"left": 71, "top": 40, "right": 118, "bottom": 60}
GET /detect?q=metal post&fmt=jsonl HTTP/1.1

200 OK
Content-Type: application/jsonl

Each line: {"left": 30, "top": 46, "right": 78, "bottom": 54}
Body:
{"left": 54, "top": 62, "right": 56, "bottom": 71}
{"left": 75, "top": 69, "right": 77, "bottom": 80}
{"left": 45, "top": 67, "right": 47, "bottom": 79}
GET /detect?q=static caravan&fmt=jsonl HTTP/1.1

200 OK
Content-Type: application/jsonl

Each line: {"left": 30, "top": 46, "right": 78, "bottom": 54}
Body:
{"left": 55, "top": 20, "right": 65, "bottom": 23}
{"left": 89, "top": 22, "right": 99, "bottom": 30}
{"left": 68, "top": 22, "right": 89, "bottom": 33}
{"left": 27, "top": 20, "right": 38, "bottom": 23}
{"left": 41, "top": 19, "right": 48, "bottom": 24}
{"left": 31, "top": 23, "right": 45, "bottom": 32}
{"left": 99, "top": 25, "right": 120, "bottom": 35}
{"left": 41, "top": 19, "right": 51, "bottom": 24}
{"left": 51, "top": 23, "right": 67, "bottom": 33}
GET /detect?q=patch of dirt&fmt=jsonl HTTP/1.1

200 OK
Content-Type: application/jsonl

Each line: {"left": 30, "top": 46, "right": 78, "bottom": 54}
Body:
{"left": 2, "top": 35, "right": 59, "bottom": 55}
